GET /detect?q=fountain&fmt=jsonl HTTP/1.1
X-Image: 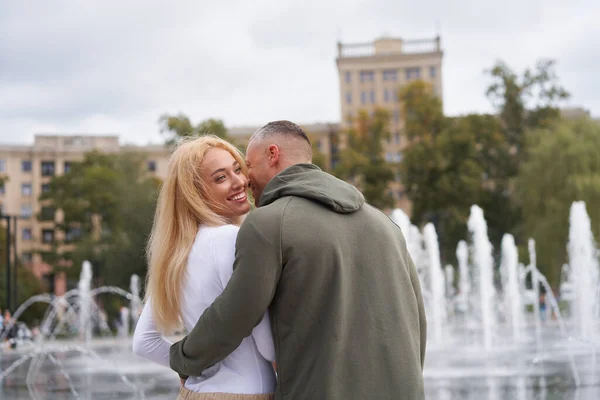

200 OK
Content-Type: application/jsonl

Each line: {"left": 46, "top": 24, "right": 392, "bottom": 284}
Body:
{"left": 0, "top": 260, "right": 155, "bottom": 399}
{"left": 79, "top": 260, "right": 93, "bottom": 344}
{"left": 468, "top": 205, "right": 497, "bottom": 350}
{"left": 500, "top": 234, "right": 524, "bottom": 341}
{"left": 393, "top": 203, "right": 599, "bottom": 399}
{"left": 130, "top": 274, "right": 141, "bottom": 328}
{"left": 423, "top": 223, "right": 447, "bottom": 344}
{"left": 568, "top": 201, "right": 600, "bottom": 339}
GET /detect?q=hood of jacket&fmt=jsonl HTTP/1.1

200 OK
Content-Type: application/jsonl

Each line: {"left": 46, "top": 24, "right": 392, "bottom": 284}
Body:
{"left": 258, "top": 163, "right": 364, "bottom": 213}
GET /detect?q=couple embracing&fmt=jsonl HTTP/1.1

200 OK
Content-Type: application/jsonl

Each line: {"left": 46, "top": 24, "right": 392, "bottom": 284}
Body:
{"left": 132, "top": 120, "right": 426, "bottom": 400}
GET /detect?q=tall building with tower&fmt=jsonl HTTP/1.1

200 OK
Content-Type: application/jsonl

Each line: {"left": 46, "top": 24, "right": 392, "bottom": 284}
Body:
{"left": 336, "top": 35, "right": 443, "bottom": 212}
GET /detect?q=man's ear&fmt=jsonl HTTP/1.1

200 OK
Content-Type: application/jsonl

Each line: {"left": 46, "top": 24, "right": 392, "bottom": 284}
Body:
{"left": 267, "top": 144, "right": 280, "bottom": 167}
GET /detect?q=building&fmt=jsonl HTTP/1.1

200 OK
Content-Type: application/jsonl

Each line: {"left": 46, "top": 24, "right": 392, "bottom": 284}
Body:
{"left": 0, "top": 135, "right": 171, "bottom": 294}
{"left": 336, "top": 35, "right": 444, "bottom": 212}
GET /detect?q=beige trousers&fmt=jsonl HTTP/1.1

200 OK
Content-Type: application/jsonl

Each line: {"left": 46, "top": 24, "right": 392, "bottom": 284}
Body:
{"left": 176, "top": 386, "right": 275, "bottom": 400}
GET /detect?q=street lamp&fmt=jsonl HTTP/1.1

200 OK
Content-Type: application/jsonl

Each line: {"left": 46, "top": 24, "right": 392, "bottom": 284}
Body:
{"left": 1, "top": 214, "right": 19, "bottom": 312}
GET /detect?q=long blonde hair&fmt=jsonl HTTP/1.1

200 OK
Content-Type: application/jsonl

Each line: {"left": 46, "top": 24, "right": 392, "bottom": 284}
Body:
{"left": 145, "top": 135, "right": 247, "bottom": 334}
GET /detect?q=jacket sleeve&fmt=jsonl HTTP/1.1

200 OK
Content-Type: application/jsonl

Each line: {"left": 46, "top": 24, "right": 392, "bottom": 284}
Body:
{"left": 169, "top": 210, "right": 283, "bottom": 377}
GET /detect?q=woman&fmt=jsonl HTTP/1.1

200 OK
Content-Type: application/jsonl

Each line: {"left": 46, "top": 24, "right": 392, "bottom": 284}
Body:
{"left": 132, "top": 136, "right": 276, "bottom": 400}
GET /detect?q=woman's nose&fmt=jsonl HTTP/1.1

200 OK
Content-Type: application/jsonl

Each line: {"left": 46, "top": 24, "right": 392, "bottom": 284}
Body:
{"left": 232, "top": 173, "right": 247, "bottom": 189}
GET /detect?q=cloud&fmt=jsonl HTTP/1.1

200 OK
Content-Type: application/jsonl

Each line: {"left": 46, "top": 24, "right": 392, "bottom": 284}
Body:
{"left": 0, "top": 0, "right": 599, "bottom": 145}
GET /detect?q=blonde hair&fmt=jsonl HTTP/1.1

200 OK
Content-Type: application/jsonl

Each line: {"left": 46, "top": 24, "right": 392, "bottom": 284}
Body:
{"left": 145, "top": 135, "right": 247, "bottom": 334}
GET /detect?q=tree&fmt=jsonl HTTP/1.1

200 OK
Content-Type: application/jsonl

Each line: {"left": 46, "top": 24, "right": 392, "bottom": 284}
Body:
{"left": 0, "top": 226, "right": 47, "bottom": 323}
{"left": 304, "top": 132, "right": 328, "bottom": 171}
{"left": 311, "top": 141, "right": 328, "bottom": 171}
{"left": 401, "top": 80, "right": 445, "bottom": 141}
{"left": 486, "top": 59, "right": 569, "bottom": 172}
{"left": 159, "top": 114, "right": 229, "bottom": 145}
{"left": 516, "top": 118, "right": 600, "bottom": 287}
{"left": 40, "top": 151, "right": 159, "bottom": 291}
{"left": 400, "top": 80, "right": 513, "bottom": 264}
{"left": 334, "top": 108, "right": 395, "bottom": 210}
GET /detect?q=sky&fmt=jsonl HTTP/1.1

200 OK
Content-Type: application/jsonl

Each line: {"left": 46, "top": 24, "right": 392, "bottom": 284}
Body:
{"left": 1, "top": 0, "right": 598, "bottom": 145}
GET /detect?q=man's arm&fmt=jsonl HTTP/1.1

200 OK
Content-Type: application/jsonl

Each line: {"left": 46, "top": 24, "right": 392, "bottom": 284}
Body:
{"left": 169, "top": 211, "right": 283, "bottom": 377}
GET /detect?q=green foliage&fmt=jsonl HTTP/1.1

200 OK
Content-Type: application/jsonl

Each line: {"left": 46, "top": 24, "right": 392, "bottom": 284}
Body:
{"left": 400, "top": 80, "right": 518, "bottom": 263}
{"left": 305, "top": 133, "right": 328, "bottom": 171}
{"left": 516, "top": 118, "right": 600, "bottom": 286}
{"left": 40, "top": 151, "right": 159, "bottom": 291}
{"left": 334, "top": 109, "right": 395, "bottom": 210}
{"left": 401, "top": 80, "right": 445, "bottom": 141}
{"left": 0, "top": 227, "right": 47, "bottom": 322}
{"left": 486, "top": 59, "right": 569, "bottom": 172}
{"left": 311, "top": 142, "right": 328, "bottom": 171}
{"left": 159, "top": 114, "right": 229, "bottom": 145}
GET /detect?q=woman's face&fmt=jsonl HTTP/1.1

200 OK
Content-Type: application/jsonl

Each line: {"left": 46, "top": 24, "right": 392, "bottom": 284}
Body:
{"left": 201, "top": 147, "right": 250, "bottom": 219}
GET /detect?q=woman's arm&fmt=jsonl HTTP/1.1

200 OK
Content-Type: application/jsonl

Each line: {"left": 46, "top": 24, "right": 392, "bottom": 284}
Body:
{"left": 132, "top": 298, "right": 173, "bottom": 368}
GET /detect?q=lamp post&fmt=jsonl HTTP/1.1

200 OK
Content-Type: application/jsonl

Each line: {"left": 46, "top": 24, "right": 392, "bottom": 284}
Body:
{"left": 1, "top": 214, "right": 18, "bottom": 312}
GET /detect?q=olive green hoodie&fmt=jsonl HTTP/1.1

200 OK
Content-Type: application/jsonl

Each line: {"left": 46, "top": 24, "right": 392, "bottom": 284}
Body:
{"left": 170, "top": 164, "right": 426, "bottom": 400}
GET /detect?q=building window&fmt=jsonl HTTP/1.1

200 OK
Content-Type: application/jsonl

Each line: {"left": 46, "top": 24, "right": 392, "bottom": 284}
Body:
{"left": 22, "top": 160, "right": 32, "bottom": 172}
{"left": 42, "top": 229, "right": 54, "bottom": 244}
{"left": 41, "top": 161, "right": 55, "bottom": 177}
{"left": 345, "top": 92, "right": 352, "bottom": 105}
{"left": 21, "top": 252, "right": 33, "bottom": 263}
{"left": 393, "top": 109, "right": 400, "bottom": 123}
{"left": 64, "top": 161, "right": 72, "bottom": 174}
{"left": 360, "top": 70, "right": 374, "bottom": 83}
{"left": 148, "top": 161, "right": 157, "bottom": 172}
{"left": 21, "top": 183, "right": 32, "bottom": 196}
{"left": 40, "top": 207, "right": 55, "bottom": 221}
{"left": 41, "top": 184, "right": 50, "bottom": 194}
{"left": 0, "top": 185, "right": 4, "bottom": 196}
{"left": 395, "top": 132, "right": 401, "bottom": 145}
{"left": 0, "top": 160, "right": 5, "bottom": 173}
{"left": 22, "top": 228, "right": 32, "bottom": 241}
{"left": 370, "top": 91, "right": 375, "bottom": 104}
{"left": 384, "top": 89, "right": 397, "bottom": 103}
{"left": 345, "top": 71, "right": 352, "bottom": 83}
{"left": 361, "top": 91, "right": 367, "bottom": 105}
{"left": 65, "top": 227, "right": 82, "bottom": 242}
{"left": 406, "top": 67, "right": 421, "bottom": 80}
{"left": 0, "top": 203, "right": 3, "bottom": 215}
{"left": 21, "top": 204, "right": 33, "bottom": 218}
{"left": 383, "top": 70, "right": 397, "bottom": 81}
{"left": 430, "top": 66, "right": 436, "bottom": 78}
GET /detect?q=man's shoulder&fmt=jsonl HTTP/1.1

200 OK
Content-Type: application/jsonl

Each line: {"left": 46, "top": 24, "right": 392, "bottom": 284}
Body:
{"left": 248, "top": 197, "right": 294, "bottom": 220}
{"left": 238, "top": 198, "right": 293, "bottom": 238}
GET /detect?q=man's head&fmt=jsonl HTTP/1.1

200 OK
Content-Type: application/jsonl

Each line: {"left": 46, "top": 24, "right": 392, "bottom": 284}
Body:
{"left": 245, "top": 120, "right": 312, "bottom": 206}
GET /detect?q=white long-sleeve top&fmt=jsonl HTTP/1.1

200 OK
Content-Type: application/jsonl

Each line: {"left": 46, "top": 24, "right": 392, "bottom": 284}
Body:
{"left": 132, "top": 225, "right": 276, "bottom": 394}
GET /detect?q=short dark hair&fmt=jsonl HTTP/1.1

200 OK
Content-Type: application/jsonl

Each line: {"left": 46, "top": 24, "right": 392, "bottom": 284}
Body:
{"left": 250, "top": 120, "right": 311, "bottom": 146}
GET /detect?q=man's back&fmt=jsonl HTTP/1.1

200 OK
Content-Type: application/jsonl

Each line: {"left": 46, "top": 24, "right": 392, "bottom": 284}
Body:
{"left": 267, "top": 194, "right": 426, "bottom": 399}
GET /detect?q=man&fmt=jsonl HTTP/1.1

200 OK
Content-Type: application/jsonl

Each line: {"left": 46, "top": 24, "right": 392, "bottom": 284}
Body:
{"left": 170, "top": 120, "right": 427, "bottom": 399}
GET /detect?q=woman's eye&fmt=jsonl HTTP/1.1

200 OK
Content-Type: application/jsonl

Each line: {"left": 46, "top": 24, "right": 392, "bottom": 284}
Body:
{"left": 215, "top": 175, "right": 226, "bottom": 182}
{"left": 235, "top": 167, "right": 242, "bottom": 173}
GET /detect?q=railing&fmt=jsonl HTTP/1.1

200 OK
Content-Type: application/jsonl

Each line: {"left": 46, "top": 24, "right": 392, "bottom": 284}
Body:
{"left": 338, "top": 37, "right": 441, "bottom": 58}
